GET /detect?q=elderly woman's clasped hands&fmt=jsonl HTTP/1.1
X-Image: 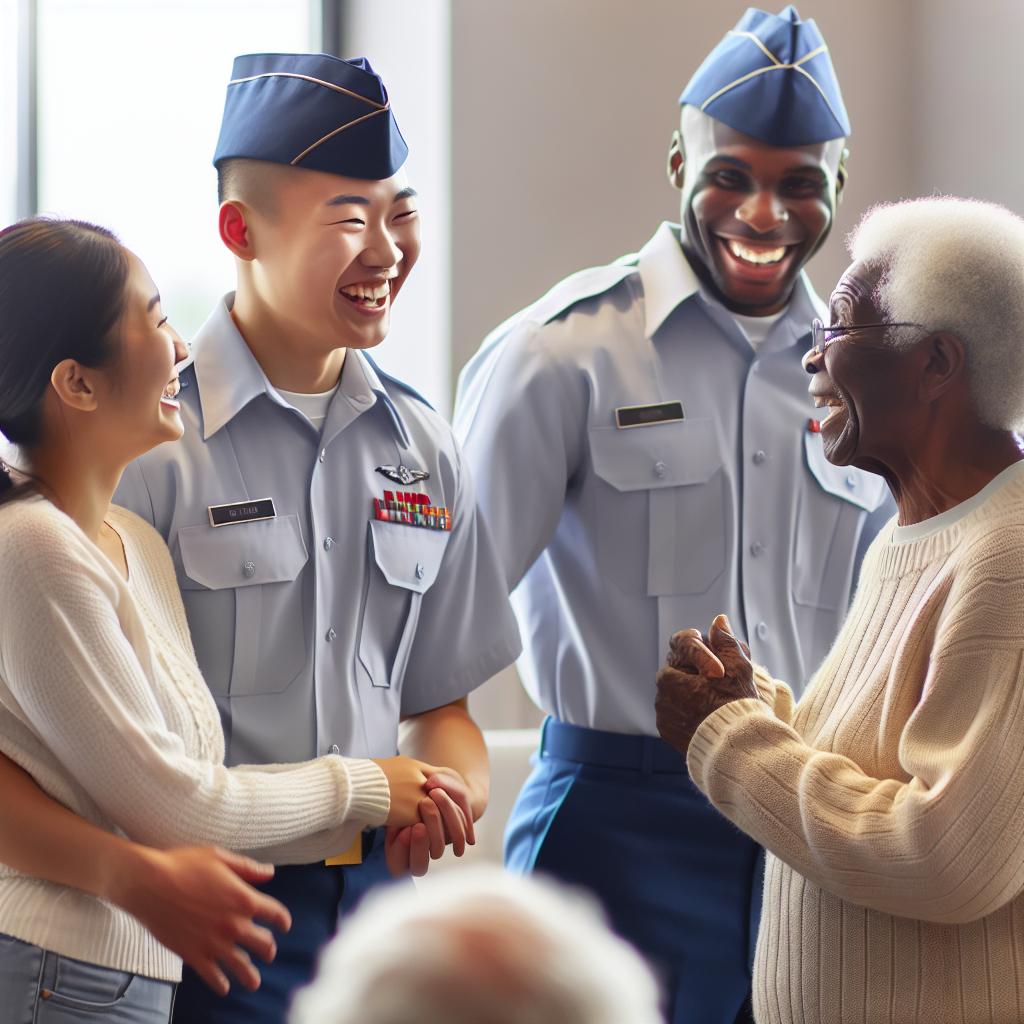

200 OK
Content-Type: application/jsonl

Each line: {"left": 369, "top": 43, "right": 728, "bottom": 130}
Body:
{"left": 655, "top": 615, "right": 765, "bottom": 756}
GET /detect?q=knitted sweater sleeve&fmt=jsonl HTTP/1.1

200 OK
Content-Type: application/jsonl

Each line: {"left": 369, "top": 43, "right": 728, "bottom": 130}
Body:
{"left": 752, "top": 664, "right": 795, "bottom": 724}
{"left": 687, "top": 529, "right": 1024, "bottom": 925}
{"left": 0, "top": 512, "right": 389, "bottom": 857}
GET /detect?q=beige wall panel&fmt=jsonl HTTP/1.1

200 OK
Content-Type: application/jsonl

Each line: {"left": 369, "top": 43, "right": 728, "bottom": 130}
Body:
{"left": 451, "top": 0, "right": 918, "bottom": 378}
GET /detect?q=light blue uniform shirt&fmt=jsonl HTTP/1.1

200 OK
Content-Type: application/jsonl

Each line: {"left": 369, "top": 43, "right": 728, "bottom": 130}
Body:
{"left": 115, "top": 296, "right": 520, "bottom": 766}
{"left": 455, "top": 223, "right": 893, "bottom": 736}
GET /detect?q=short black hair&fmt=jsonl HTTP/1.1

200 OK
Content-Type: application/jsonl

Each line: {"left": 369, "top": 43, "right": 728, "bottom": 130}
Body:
{"left": 216, "top": 158, "right": 281, "bottom": 215}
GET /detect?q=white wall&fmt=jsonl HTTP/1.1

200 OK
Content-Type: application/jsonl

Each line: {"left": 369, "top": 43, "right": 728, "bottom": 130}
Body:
{"left": 912, "top": 0, "right": 1024, "bottom": 203}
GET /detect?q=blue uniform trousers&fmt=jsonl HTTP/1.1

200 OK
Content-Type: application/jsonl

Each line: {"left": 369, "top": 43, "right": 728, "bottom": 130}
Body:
{"left": 506, "top": 719, "right": 761, "bottom": 1024}
{"left": 172, "top": 829, "right": 394, "bottom": 1024}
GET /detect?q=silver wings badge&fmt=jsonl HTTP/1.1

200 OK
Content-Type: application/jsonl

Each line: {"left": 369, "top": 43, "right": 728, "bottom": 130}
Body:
{"left": 375, "top": 464, "right": 431, "bottom": 486}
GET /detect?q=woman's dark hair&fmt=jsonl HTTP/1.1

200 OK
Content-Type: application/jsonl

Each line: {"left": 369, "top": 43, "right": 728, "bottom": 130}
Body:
{"left": 0, "top": 217, "right": 129, "bottom": 502}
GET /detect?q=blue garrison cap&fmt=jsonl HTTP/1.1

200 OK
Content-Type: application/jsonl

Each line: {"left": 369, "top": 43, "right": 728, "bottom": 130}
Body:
{"left": 213, "top": 53, "right": 408, "bottom": 179}
{"left": 679, "top": 6, "right": 849, "bottom": 146}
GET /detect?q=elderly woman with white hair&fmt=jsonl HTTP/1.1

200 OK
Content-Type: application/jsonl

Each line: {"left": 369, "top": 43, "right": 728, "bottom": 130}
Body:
{"left": 287, "top": 867, "right": 663, "bottom": 1024}
{"left": 655, "top": 196, "right": 1024, "bottom": 1024}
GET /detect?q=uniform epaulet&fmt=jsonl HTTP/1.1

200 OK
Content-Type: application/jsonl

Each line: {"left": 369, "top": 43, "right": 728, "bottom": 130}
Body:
{"left": 530, "top": 255, "right": 639, "bottom": 327}
{"left": 362, "top": 353, "right": 436, "bottom": 411}
{"left": 502, "top": 255, "right": 640, "bottom": 334}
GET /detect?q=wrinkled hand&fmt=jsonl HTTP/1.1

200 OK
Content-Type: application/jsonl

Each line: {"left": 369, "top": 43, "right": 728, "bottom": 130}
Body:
{"left": 656, "top": 614, "right": 761, "bottom": 756}
{"left": 383, "top": 767, "right": 476, "bottom": 878}
{"left": 114, "top": 846, "right": 291, "bottom": 996}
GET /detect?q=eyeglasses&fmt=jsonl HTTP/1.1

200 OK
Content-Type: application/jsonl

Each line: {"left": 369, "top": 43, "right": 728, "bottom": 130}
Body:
{"left": 809, "top": 317, "right": 927, "bottom": 358}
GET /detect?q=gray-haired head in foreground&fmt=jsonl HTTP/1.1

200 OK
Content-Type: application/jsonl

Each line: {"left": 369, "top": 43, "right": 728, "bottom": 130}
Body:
{"left": 288, "top": 867, "right": 663, "bottom": 1024}
{"left": 847, "top": 196, "right": 1024, "bottom": 432}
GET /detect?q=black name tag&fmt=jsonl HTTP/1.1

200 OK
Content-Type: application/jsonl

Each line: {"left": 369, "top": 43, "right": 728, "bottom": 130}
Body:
{"left": 207, "top": 498, "right": 277, "bottom": 528}
{"left": 615, "top": 401, "right": 684, "bottom": 429}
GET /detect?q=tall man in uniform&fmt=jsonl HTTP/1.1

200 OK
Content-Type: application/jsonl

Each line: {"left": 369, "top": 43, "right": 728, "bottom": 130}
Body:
{"left": 114, "top": 54, "right": 521, "bottom": 1024}
{"left": 454, "top": 8, "right": 893, "bottom": 1024}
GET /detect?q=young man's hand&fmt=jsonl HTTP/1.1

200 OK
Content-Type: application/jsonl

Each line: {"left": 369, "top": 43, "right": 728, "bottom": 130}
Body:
{"left": 373, "top": 756, "right": 469, "bottom": 833}
{"left": 382, "top": 767, "right": 478, "bottom": 876}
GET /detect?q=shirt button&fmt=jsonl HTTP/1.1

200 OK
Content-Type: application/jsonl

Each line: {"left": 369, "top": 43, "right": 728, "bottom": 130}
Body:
{"left": 326, "top": 627, "right": 337, "bottom": 642}
{"left": 415, "top": 563, "right": 425, "bottom": 580}
{"left": 323, "top": 537, "right": 334, "bottom": 551}
{"left": 653, "top": 460, "right": 667, "bottom": 478}
{"left": 753, "top": 450, "right": 767, "bottom": 465}
{"left": 330, "top": 744, "right": 340, "bottom": 755}
{"left": 319, "top": 448, "right": 327, "bottom": 464}
{"left": 749, "top": 542, "right": 765, "bottom": 557}
{"left": 845, "top": 473, "right": 857, "bottom": 489}
{"left": 756, "top": 622, "right": 769, "bottom": 640}
{"left": 241, "top": 560, "right": 256, "bottom": 579}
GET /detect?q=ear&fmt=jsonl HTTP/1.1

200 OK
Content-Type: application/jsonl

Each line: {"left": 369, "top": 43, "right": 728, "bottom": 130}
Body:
{"left": 835, "top": 147, "right": 849, "bottom": 205}
{"left": 219, "top": 201, "right": 256, "bottom": 261}
{"left": 920, "top": 331, "right": 967, "bottom": 403}
{"left": 667, "top": 130, "right": 685, "bottom": 191}
{"left": 50, "top": 359, "right": 99, "bottom": 413}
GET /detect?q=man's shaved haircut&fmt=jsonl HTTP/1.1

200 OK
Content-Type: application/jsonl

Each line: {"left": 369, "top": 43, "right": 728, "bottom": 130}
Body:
{"left": 216, "top": 158, "right": 284, "bottom": 216}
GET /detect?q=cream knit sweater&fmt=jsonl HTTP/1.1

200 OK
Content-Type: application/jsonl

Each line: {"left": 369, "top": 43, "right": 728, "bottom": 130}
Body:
{"left": 0, "top": 497, "right": 390, "bottom": 981}
{"left": 688, "top": 460, "right": 1024, "bottom": 1024}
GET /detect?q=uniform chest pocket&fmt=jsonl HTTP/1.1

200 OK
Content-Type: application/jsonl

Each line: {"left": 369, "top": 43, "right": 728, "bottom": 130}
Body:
{"left": 357, "top": 520, "right": 449, "bottom": 693}
{"left": 793, "top": 433, "right": 889, "bottom": 610}
{"left": 588, "top": 418, "right": 727, "bottom": 596}
{"left": 176, "top": 514, "right": 309, "bottom": 697}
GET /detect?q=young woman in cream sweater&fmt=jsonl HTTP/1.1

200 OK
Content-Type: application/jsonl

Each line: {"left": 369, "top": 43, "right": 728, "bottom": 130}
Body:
{"left": 0, "top": 218, "right": 473, "bottom": 1022}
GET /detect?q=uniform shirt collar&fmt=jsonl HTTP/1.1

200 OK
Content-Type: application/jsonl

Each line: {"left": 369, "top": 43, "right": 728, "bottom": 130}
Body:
{"left": 636, "top": 221, "right": 827, "bottom": 347}
{"left": 192, "top": 295, "right": 269, "bottom": 439}
{"left": 336, "top": 347, "right": 411, "bottom": 447}
{"left": 192, "top": 294, "right": 408, "bottom": 443}
{"left": 637, "top": 222, "right": 703, "bottom": 338}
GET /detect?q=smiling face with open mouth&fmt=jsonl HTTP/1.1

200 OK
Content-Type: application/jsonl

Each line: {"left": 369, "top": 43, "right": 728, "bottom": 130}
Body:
{"left": 673, "top": 107, "right": 843, "bottom": 315}
{"left": 805, "top": 260, "right": 924, "bottom": 469}
{"left": 88, "top": 251, "right": 190, "bottom": 462}
{"left": 236, "top": 164, "right": 421, "bottom": 356}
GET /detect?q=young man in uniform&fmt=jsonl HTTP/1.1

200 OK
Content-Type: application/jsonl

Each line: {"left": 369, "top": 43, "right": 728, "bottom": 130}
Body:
{"left": 454, "top": 8, "right": 893, "bottom": 1024}
{"left": 114, "top": 53, "right": 521, "bottom": 1024}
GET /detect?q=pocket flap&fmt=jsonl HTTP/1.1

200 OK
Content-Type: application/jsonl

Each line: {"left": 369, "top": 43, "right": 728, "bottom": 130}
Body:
{"left": 369, "top": 520, "right": 449, "bottom": 593}
{"left": 177, "top": 514, "right": 308, "bottom": 590}
{"left": 589, "top": 418, "right": 723, "bottom": 492}
{"left": 803, "top": 433, "right": 889, "bottom": 512}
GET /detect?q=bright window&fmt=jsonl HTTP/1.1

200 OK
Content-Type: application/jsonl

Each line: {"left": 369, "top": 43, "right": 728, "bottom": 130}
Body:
{"left": 35, "top": 0, "right": 316, "bottom": 338}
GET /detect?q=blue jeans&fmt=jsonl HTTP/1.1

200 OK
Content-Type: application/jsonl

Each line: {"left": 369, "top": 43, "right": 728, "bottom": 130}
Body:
{"left": 0, "top": 932, "right": 175, "bottom": 1023}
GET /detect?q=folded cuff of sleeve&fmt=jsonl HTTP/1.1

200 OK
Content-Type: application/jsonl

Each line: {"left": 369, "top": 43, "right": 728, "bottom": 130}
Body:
{"left": 337, "top": 757, "right": 391, "bottom": 827}
{"left": 687, "top": 697, "right": 771, "bottom": 793}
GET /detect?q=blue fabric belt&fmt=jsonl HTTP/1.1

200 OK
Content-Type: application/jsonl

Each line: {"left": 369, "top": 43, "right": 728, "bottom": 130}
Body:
{"left": 540, "top": 717, "right": 688, "bottom": 774}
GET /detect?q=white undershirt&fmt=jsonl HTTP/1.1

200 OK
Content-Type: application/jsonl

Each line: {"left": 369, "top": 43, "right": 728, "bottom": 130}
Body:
{"left": 891, "top": 458, "right": 1024, "bottom": 544}
{"left": 277, "top": 383, "right": 340, "bottom": 429}
{"left": 731, "top": 309, "right": 784, "bottom": 351}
